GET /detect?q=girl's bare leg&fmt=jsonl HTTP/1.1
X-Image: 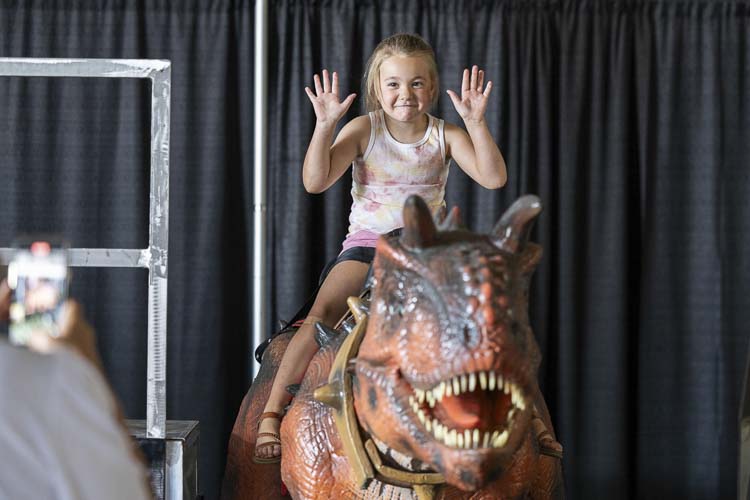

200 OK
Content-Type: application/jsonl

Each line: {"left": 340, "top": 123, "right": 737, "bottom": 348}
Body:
{"left": 255, "top": 259, "right": 370, "bottom": 459}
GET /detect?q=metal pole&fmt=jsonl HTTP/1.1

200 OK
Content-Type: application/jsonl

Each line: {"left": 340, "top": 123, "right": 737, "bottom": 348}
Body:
{"left": 252, "top": 0, "right": 268, "bottom": 379}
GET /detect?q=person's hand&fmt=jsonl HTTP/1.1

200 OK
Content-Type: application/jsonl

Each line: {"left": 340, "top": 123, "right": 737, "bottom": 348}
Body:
{"left": 0, "top": 280, "right": 10, "bottom": 321}
{"left": 28, "top": 301, "right": 102, "bottom": 370}
{"left": 446, "top": 65, "right": 493, "bottom": 125}
{"left": 304, "top": 69, "right": 357, "bottom": 127}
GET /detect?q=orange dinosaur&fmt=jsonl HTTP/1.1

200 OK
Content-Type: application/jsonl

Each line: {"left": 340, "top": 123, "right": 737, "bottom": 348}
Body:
{"left": 223, "top": 195, "right": 563, "bottom": 499}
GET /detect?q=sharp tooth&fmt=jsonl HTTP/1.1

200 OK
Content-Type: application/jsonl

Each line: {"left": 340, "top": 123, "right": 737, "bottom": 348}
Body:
{"left": 446, "top": 381, "right": 453, "bottom": 397}
{"left": 434, "top": 423, "right": 442, "bottom": 440}
{"left": 448, "top": 429, "right": 457, "bottom": 447}
{"left": 460, "top": 375, "right": 468, "bottom": 393}
{"left": 489, "top": 371, "right": 496, "bottom": 391}
{"left": 425, "top": 419, "right": 432, "bottom": 432}
{"left": 482, "top": 431, "right": 491, "bottom": 448}
{"left": 457, "top": 432, "right": 464, "bottom": 448}
{"left": 479, "top": 371, "right": 487, "bottom": 390}
{"left": 436, "top": 382, "right": 445, "bottom": 401}
{"left": 473, "top": 429, "right": 480, "bottom": 448}
{"left": 493, "top": 429, "right": 509, "bottom": 448}
{"left": 468, "top": 373, "right": 476, "bottom": 392}
{"left": 490, "top": 430, "right": 500, "bottom": 443}
{"left": 418, "top": 389, "right": 425, "bottom": 403}
{"left": 504, "top": 380, "right": 510, "bottom": 394}
{"left": 429, "top": 395, "right": 436, "bottom": 408}
{"left": 497, "top": 374, "right": 504, "bottom": 391}
{"left": 519, "top": 398, "right": 526, "bottom": 411}
{"left": 452, "top": 377, "right": 460, "bottom": 396}
{"left": 418, "top": 410, "right": 425, "bottom": 423}
{"left": 409, "top": 396, "right": 414, "bottom": 406}
{"left": 508, "top": 408, "right": 516, "bottom": 422}
{"left": 464, "top": 429, "right": 471, "bottom": 448}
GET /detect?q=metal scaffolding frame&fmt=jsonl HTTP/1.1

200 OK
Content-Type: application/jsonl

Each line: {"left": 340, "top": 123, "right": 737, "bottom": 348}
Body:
{"left": 0, "top": 58, "right": 171, "bottom": 439}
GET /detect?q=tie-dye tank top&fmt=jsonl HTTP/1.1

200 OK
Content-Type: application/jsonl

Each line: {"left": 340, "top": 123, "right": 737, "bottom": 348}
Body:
{"left": 344, "top": 109, "right": 450, "bottom": 246}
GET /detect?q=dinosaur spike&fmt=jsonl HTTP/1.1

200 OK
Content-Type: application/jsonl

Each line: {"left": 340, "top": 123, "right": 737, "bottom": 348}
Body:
{"left": 347, "top": 297, "right": 367, "bottom": 324}
{"left": 314, "top": 322, "right": 339, "bottom": 347}
{"left": 437, "top": 206, "right": 462, "bottom": 232}
{"left": 313, "top": 381, "right": 344, "bottom": 410}
{"left": 490, "top": 195, "right": 542, "bottom": 254}
{"left": 400, "top": 195, "right": 437, "bottom": 250}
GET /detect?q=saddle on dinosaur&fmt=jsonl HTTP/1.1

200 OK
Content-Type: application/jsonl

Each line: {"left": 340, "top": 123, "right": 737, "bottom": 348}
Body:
{"left": 222, "top": 195, "right": 564, "bottom": 500}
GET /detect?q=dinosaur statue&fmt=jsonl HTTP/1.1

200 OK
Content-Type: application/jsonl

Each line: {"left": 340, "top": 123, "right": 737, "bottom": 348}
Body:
{"left": 222, "top": 195, "right": 563, "bottom": 499}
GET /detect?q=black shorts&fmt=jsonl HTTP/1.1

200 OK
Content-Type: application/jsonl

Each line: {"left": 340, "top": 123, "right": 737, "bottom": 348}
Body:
{"left": 318, "top": 227, "right": 402, "bottom": 285}
{"left": 317, "top": 246, "right": 376, "bottom": 285}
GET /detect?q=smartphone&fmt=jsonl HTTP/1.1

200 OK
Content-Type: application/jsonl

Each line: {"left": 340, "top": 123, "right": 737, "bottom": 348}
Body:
{"left": 7, "top": 238, "right": 69, "bottom": 346}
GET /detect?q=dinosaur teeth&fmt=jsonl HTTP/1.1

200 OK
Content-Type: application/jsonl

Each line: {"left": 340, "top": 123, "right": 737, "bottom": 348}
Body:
{"left": 492, "top": 429, "right": 509, "bottom": 448}
{"left": 411, "top": 370, "right": 529, "bottom": 449}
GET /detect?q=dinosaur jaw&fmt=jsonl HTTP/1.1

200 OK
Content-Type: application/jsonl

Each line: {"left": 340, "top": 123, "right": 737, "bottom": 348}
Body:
{"left": 354, "top": 360, "right": 534, "bottom": 490}
{"left": 407, "top": 369, "right": 528, "bottom": 451}
{"left": 398, "top": 368, "right": 534, "bottom": 490}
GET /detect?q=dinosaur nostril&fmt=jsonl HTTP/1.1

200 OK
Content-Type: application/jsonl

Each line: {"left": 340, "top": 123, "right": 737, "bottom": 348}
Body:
{"left": 463, "top": 325, "right": 477, "bottom": 347}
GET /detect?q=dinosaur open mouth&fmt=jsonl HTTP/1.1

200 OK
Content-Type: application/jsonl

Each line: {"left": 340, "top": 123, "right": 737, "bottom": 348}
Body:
{"left": 407, "top": 371, "right": 527, "bottom": 450}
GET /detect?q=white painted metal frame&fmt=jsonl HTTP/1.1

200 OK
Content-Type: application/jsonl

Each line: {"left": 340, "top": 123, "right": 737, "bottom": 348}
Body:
{"left": 0, "top": 58, "right": 171, "bottom": 439}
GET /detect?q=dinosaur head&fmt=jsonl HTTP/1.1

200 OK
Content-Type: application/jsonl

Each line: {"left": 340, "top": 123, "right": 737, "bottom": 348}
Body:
{"left": 353, "top": 195, "right": 544, "bottom": 491}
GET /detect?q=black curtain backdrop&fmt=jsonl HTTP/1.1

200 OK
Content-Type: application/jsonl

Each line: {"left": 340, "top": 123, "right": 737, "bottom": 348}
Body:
{"left": 1, "top": 1, "right": 748, "bottom": 499}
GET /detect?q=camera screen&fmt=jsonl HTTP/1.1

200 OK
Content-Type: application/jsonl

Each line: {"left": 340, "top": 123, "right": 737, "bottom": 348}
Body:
{"left": 8, "top": 243, "right": 68, "bottom": 346}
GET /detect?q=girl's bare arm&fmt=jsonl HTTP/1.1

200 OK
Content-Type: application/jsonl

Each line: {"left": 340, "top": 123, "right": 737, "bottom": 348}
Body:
{"left": 445, "top": 66, "right": 507, "bottom": 189}
{"left": 302, "top": 70, "right": 367, "bottom": 193}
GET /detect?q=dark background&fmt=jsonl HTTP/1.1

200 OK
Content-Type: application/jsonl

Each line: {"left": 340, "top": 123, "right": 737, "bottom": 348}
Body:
{"left": 1, "top": 1, "right": 748, "bottom": 498}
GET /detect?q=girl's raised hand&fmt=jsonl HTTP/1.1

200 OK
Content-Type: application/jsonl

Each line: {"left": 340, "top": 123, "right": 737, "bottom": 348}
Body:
{"left": 446, "top": 65, "right": 493, "bottom": 124}
{"left": 304, "top": 69, "right": 357, "bottom": 127}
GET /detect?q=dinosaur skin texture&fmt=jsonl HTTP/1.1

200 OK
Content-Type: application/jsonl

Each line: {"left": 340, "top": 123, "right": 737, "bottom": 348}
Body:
{"left": 222, "top": 195, "right": 563, "bottom": 500}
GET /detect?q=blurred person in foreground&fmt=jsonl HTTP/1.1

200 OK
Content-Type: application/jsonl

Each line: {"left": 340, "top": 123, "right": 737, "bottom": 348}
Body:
{"left": 0, "top": 279, "right": 151, "bottom": 500}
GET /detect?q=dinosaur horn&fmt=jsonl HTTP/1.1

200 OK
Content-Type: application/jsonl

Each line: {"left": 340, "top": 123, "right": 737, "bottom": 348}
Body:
{"left": 437, "top": 206, "right": 462, "bottom": 231}
{"left": 490, "top": 195, "right": 542, "bottom": 253}
{"left": 400, "top": 195, "right": 437, "bottom": 250}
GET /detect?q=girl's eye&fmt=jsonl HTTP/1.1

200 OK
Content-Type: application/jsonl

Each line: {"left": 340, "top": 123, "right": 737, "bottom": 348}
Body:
{"left": 413, "top": 81, "right": 424, "bottom": 88}
{"left": 387, "top": 82, "right": 398, "bottom": 88}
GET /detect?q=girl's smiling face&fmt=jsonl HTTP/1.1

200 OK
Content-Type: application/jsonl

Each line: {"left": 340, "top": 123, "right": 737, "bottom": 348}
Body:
{"left": 377, "top": 55, "right": 435, "bottom": 123}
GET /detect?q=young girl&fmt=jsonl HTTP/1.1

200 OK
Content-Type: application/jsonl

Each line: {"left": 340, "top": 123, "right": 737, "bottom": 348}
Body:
{"left": 254, "top": 33, "right": 510, "bottom": 463}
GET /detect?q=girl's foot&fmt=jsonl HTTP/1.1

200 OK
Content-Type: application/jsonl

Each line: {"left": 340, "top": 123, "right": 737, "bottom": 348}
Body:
{"left": 253, "top": 412, "right": 282, "bottom": 464}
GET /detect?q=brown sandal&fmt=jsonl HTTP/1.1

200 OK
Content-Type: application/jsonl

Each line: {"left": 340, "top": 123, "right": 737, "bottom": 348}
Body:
{"left": 253, "top": 411, "right": 283, "bottom": 464}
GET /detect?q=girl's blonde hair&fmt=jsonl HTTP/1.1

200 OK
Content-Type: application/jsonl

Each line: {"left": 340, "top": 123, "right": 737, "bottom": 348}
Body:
{"left": 363, "top": 33, "right": 439, "bottom": 112}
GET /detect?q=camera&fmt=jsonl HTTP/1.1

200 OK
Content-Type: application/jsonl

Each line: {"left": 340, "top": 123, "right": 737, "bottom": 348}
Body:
{"left": 7, "top": 237, "right": 69, "bottom": 346}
